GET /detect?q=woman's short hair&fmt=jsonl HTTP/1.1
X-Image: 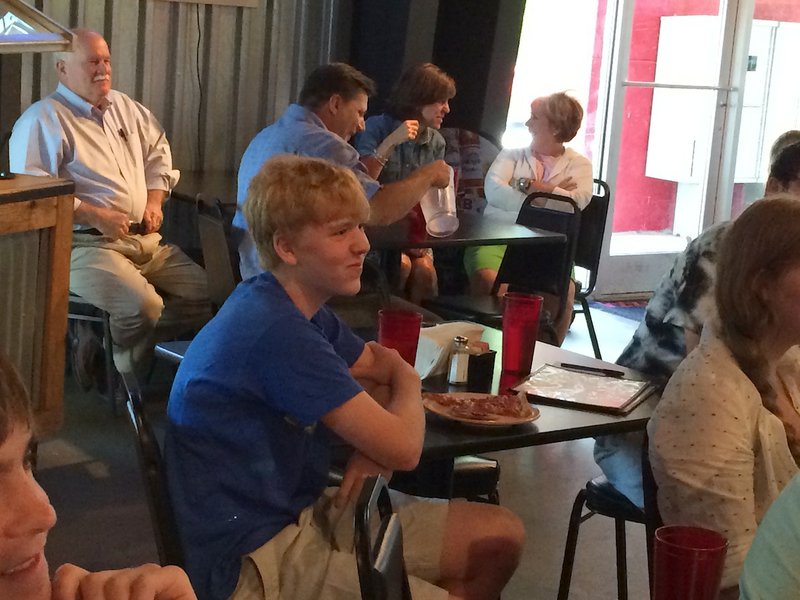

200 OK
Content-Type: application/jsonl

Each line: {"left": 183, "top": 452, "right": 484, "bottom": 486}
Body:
{"left": 538, "top": 92, "right": 584, "bottom": 143}
{"left": 298, "top": 63, "right": 376, "bottom": 110}
{"left": 769, "top": 142, "right": 800, "bottom": 189}
{"left": 716, "top": 195, "right": 800, "bottom": 399}
{"left": 386, "top": 63, "right": 456, "bottom": 120}
{"left": 769, "top": 130, "right": 800, "bottom": 170}
{"left": 0, "top": 351, "right": 32, "bottom": 444}
{"left": 244, "top": 155, "right": 370, "bottom": 270}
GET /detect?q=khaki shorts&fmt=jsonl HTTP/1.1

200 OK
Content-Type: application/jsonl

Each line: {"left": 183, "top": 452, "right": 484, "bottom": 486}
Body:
{"left": 229, "top": 488, "right": 449, "bottom": 600}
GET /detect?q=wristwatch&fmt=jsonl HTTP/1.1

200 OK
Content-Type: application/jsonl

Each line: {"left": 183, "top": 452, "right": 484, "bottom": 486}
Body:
{"left": 516, "top": 177, "right": 530, "bottom": 193}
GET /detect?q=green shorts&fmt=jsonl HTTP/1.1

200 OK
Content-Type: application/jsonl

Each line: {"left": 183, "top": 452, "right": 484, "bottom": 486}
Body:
{"left": 463, "top": 244, "right": 507, "bottom": 276}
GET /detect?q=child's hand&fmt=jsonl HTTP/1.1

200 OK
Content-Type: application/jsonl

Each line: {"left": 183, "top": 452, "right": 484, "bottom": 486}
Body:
{"left": 52, "top": 563, "right": 197, "bottom": 600}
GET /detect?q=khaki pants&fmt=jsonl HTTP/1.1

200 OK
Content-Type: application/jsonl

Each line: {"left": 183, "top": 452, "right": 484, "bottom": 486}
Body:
{"left": 230, "top": 488, "right": 449, "bottom": 600}
{"left": 70, "top": 232, "right": 211, "bottom": 373}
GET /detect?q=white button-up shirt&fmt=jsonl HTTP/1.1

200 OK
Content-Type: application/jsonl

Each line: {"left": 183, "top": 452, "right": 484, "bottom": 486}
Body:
{"left": 9, "top": 83, "right": 179, "bottom": 225}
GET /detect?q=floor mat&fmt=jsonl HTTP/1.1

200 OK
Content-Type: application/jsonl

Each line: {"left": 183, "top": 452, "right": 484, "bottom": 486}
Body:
{"left": 588, "top": 300, "right": 646, "bottom": 322}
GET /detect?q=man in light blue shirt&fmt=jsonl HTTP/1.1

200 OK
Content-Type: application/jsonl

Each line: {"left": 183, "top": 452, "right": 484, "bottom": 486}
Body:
{"left": 234, "top": 63, "right": 451, "bottom": 279}
{"left": 10, "top": 28, "right": 209, "bottom": 378}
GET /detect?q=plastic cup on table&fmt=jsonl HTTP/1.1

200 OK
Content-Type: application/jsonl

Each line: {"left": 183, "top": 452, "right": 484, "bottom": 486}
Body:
{"left": 419, "top": 165, "right": 459, "bottom": 237}
{"left": 501, "top": 292, "right": 543, "bottom": 375}
{"left": 377, "top": 309, "right": 423, "bottom": 366}
{"left": 653, "top": 525, "right": 728, "bottom": 600}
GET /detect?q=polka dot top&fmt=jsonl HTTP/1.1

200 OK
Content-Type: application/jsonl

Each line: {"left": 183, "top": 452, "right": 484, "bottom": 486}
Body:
{"left": 647, "top": 323, "right": 800, "bottom": 590}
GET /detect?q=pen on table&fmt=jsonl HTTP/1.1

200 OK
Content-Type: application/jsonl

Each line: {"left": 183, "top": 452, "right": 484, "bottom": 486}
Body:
{"left": 560, "top": 362, "right": 626, "bottom": 378}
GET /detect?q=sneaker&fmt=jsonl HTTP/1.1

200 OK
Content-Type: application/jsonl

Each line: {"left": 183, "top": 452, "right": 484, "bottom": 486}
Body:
{"left": 69, "top": 321, "right": 102, "bottom": 391}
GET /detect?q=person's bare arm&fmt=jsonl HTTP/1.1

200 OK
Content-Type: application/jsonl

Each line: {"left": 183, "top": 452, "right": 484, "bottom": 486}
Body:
{"left": 325, "top": 342, "right": 424, "bottom": 504}
{"left": 323, "top": 344, "right": 423, "bottom": 469}
{"left": 361, "top": 120, "right": 419, "bottom": 179}
{"left": 52, "top": 563, "right": 197, "bottom": 600}
{"left": 74, "top": 202, "right": 130, "bottom": 240}
{"left": 142, "top": 189, "right": 168, "bottom": 234}
{"left": 367, "top": 159, "right": 450, "bottom": 225}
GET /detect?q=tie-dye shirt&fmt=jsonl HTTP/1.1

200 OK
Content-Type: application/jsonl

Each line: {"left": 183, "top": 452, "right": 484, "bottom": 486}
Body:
{"left": 616, "top": 221, "right": 731, "bottom": 385}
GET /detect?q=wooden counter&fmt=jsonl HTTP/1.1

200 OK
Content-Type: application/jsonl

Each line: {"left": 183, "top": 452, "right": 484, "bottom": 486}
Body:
{"left": 0, "top": 174, "right": 74, "bottom": 435}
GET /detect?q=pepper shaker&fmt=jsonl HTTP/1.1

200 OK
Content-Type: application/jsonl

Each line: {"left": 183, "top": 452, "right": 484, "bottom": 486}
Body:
{"left": 448, "top": 336, "right": 470, "bottom": 385}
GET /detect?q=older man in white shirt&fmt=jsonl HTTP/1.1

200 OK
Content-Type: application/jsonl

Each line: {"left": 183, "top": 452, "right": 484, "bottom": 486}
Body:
{"left": 10, "top": 28, "right": 209, "bottom": 378}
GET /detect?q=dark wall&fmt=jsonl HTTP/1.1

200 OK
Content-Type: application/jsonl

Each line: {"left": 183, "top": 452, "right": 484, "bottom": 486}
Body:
{"left": 431, "top": 0, "right": 501, "bottom": 133}
{"left": 349, "top": 0, "right": 412, "bottom": 114}
{"left": 349, "top": 0, "right": 524, "bottom": 141}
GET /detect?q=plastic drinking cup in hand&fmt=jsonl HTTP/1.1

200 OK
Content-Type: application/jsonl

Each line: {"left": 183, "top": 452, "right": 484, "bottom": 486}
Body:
{"left": 419, "top": 165, "right": 459, "bottom": 237}
{"left": 501, "top": 293, "right": 542, "bottom": 375}
{"left": 653, "top": 525, "right": 728, "bottom": 600}
{"left": 378, "top": 309, "right": 423, "bottom": 365}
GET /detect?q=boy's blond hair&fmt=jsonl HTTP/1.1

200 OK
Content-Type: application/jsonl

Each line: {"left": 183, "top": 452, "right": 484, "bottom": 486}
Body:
{"left": 243, "top": 155, "right": 370, "bottom": 270}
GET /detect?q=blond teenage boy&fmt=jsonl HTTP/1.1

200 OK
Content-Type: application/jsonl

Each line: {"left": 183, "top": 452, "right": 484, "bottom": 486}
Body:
{"left": 165, "top": 156, "right": 524, "bottom": 600}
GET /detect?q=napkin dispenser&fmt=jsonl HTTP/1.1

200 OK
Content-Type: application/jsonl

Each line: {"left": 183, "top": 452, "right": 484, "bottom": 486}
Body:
{"left": 414, "top": 321, "right": 485, "bottom": 379}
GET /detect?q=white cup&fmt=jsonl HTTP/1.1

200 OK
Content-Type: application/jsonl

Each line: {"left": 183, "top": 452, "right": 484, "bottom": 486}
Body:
{"left": 419, "top": 166, "right": 459, "bottom": 237}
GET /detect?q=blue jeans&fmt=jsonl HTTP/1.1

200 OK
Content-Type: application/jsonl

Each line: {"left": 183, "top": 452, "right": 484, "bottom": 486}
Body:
{"left": 593, "top": 431, "right": 645, "bottom": 508}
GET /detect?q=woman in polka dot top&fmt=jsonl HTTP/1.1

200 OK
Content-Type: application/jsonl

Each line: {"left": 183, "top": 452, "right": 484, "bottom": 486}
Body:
{"left": 648, "top": 195, "right": 800, "bottom": 594}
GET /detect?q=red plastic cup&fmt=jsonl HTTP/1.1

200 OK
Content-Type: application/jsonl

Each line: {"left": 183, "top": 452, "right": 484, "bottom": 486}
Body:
{"left": 378, "top": 309, "right": 423, "bottom": 365}
{"left": 501, "top": 293, "right": 542, "bottom": 375}
{"left": 653, "top": 525, "right": 728, "bottom": 600}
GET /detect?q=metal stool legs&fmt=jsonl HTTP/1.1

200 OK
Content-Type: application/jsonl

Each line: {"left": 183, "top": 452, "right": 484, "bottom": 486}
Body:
{"left": 557, "top": 488, "right": 631, "bottom": 600}
{"left": 557, "top": 489, "right": 588, "bottom": 599}
{"left": 580, "top": 296, "right": 602, "bottom": 359}
{"left": 68, "top": 300, "right": 119, "bottom": 413}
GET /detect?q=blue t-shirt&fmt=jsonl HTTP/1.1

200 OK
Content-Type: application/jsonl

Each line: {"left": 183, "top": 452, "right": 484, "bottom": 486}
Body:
{"left": 233, "top": 104, "right": 380, "bottom": 279}
{"left": 165, "top": 273, "right": 365, "bottom": 600}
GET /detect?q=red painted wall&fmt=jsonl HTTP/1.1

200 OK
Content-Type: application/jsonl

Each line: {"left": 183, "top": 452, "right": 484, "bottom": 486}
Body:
{"left": 593, "top": 0, "right": 800, "bottom": 233}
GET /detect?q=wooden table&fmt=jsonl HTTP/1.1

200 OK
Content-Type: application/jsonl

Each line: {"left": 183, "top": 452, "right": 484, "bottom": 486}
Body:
{"left": 0, "top": 174, "right": 74, "bottom": 434}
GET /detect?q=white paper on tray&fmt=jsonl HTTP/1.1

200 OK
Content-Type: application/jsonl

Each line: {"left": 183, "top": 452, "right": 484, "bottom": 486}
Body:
{"left": 414, "top": 321, "right": 485, "bottom": 379}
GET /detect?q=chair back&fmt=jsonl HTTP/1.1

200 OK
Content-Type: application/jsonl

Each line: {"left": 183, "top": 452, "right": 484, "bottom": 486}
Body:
{"left": 574, "top": 180, "right": 611, "bottom": 298}
{"left": 497, "top": 192, "right": 581, "bottom": 323}
{"left": 642, "top": 432, "right": 663, "bottom": 598}
{"left": 196, "top": 196, "right": 239, "bottom": 311}
{"left": 355, "top": 476, "right": 412, "bottom": 600}
{"left": 121, "top": 372, "right": 185, "bottom": 567}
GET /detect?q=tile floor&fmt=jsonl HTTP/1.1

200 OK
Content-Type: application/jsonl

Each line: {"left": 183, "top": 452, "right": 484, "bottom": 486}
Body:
{"left": 39, "top": 305, "right": 643, "bottom": 599}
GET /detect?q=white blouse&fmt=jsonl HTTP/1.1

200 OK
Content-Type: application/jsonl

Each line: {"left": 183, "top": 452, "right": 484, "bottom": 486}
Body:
{"left": 647, "top": 324, "right": 800, "bottom": 590}
{"left": 482, "top": 146, "right": 593, "bottom": 223}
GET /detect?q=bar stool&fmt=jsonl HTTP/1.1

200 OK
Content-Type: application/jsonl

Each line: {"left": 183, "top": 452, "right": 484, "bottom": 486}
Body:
{"left": 557, "top": 475, "right": 645, "bottom": 600}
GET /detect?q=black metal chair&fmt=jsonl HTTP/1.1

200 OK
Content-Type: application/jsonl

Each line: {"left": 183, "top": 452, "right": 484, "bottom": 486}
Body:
{"left": 152, "top": 198, "right": 238, "bottom": 365}
{"left": 423, "top": 192, "right": 581, "bottom": 343}
{"left": 642, "top": 433, "right": 662, "bottom": 599}
{"left": 120, "top": 371, "right": 185, "bottom": 567}
{"left": 196, "top": 196, "right": 240, "bottom": 313}
{"left": 67, "top": 294, "right": 118, "bottom": 410}
{"left": 355, "top": 475, "right": 412, "bottom": 600}
{"left": 572, "top": 180, "right": 612, "bottom": 359}
{"left": 557, "top": 431, "right": 662, "bottom": 600}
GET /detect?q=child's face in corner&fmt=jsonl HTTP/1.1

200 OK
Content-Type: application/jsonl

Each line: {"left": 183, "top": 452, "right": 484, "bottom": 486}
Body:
{"left": 0, "top": 425, "right": 57, "bottom": 600}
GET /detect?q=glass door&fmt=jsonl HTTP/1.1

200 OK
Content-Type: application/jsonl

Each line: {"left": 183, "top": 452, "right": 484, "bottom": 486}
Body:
{"left": 597, "top": 0, "right": 800, "bottom": 296}
{"left": 596, "top": 0, "right": 736, "bottom": 295}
